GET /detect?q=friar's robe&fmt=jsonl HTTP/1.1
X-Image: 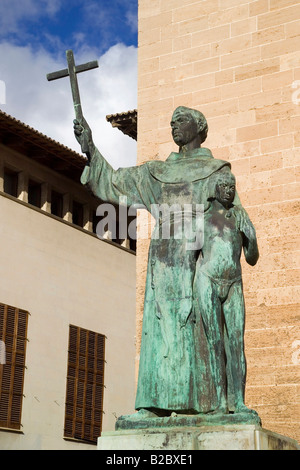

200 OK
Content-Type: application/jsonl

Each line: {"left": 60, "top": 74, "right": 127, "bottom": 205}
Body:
{"left": 81, "top": 146, "right": 240, "bottom": 413}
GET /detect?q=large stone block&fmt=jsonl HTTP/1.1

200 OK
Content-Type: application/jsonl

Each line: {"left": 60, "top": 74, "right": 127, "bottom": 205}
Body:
{"left": 98, "top": 424, "right": 300, "bottom": 450}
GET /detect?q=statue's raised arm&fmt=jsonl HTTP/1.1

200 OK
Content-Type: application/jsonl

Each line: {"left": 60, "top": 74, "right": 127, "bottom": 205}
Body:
{"left": 73, "top": 116, "right": 151, "bottom": 209}
{"left": 74, "top": 117, "right": 95, "bottom": 161}
{"left": 73, "top": 117, "right": 95, "bottom": 160}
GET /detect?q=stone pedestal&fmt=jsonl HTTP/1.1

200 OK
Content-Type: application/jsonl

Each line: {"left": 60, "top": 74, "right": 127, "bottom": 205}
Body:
{"left": 98, "top": 415, "right": 299, "bottom": 450}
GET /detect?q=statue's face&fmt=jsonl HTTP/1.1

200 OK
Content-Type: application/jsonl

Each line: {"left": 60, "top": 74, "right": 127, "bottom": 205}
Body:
{"left": 170, "top": 111, "right": 198, "bottom": 147}
{"left": 216, "top": 177, "right": 236, "bottom": 206}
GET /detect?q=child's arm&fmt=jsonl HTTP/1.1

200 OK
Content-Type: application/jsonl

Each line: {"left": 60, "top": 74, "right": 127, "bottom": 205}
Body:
{"left": 242, "top": 225, "right": 259, "bottom": 266}
{"left": 233, "top": 206, "right": 259, "bottom": 266}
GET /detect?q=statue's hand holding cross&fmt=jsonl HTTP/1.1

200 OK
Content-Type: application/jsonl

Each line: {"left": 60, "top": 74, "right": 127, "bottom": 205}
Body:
{"left": 73, "top": 116, "right": 94, "bottom": 160}
{"left": 47, "top": 49, "right": 98, "bottom": 159}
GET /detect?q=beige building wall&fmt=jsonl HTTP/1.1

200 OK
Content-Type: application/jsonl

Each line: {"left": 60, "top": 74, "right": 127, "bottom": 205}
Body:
{"left": 137, "top": 0, "right": 300, "bottom": 442}
{"left": 0, "top": 146, "right": 136, "bottom": 449}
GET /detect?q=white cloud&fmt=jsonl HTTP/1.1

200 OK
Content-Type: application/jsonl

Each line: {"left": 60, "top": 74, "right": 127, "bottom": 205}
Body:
{"left": 126, "top": 10, "right": 138, "bottom": 34}
{"left": 0, "top": 42, "right": 137, "bottom": 169}
{"left": 0, "top": 0, "right": 61, "bottom": 34}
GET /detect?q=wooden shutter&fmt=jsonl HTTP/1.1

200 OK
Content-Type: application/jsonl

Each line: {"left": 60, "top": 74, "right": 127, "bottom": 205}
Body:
{"left": 0, "top": 303, "right": 29, "bottom": 430}
{"left": 64, "top": 325, "right": 105, "bottom": 444}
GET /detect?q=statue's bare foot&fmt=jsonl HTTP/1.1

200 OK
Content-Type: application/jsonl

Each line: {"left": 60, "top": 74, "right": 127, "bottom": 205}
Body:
{"left": 234, "top": 404, "right": 258, "bottom": 415}
{"left": 129, "top": 408, "right": 160, "bottom": 419}
{"left": 208, "top": 406, "right": 228, "bottom": 415}
{"left": 115, "top": 408, "right": 163, "bottom": 429}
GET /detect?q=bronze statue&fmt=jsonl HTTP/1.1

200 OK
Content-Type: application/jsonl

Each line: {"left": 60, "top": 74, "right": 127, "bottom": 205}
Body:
{"left": 194, "top": 171, "right": 258, "bottom": 415}
{"left": 74, "top": 105, "right": 259, "bottom": 422}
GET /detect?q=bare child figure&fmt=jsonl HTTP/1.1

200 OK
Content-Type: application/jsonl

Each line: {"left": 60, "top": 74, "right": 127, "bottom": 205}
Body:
{"left": 194, "top": 170, "right": 259, "bottom": 416}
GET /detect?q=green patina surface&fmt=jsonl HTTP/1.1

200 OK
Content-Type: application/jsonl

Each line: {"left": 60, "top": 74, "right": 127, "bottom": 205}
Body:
{"left": 115, "top": 410, "right": 261, "bottom": 431}
{"left": 74, "top": 106, "right": 260, "bottom": 427}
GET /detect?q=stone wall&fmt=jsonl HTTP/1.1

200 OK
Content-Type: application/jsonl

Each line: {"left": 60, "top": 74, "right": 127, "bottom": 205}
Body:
{"left": 136, "top": 0, "right": 300, "bottom": 442}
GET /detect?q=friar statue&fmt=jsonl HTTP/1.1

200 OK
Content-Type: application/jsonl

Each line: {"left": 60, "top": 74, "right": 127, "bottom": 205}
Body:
{"left": 74, "top": 106, "right": 258, "bottom": 420}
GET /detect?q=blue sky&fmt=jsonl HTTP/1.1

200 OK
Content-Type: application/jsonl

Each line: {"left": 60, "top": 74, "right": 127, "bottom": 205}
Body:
{"left": 0, "top": 0, "right": 138, "bottom": 168}
{"left": 0, "top": 0, "right": 137, "bottom": 57}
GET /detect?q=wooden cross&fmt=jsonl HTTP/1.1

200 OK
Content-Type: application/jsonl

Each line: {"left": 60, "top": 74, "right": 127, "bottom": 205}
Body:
{"left": 47, "top": 49, "right": 99, "bottom": 152}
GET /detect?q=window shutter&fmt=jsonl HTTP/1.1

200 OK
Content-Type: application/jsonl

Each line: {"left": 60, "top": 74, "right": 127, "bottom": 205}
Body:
{"left": 64, "top": 325, "right": 105, "bottom": 444}
{"left": 0, "top": 303, "right": 29, "bottom": 430}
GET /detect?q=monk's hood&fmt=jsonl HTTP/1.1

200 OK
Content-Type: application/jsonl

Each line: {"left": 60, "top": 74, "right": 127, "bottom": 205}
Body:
{"left": 146, "top": 148, "right": 231, "bottom": 184}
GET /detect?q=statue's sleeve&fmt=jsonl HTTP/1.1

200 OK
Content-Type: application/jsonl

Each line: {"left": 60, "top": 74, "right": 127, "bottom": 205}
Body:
{"left": 80, "top": 147, "right": 148, "bottom": 208}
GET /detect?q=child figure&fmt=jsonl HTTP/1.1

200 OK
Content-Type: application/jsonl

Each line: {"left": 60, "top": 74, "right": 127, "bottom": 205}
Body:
{"left": 194, "top": 170, "right": 259, "bottom": 415}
